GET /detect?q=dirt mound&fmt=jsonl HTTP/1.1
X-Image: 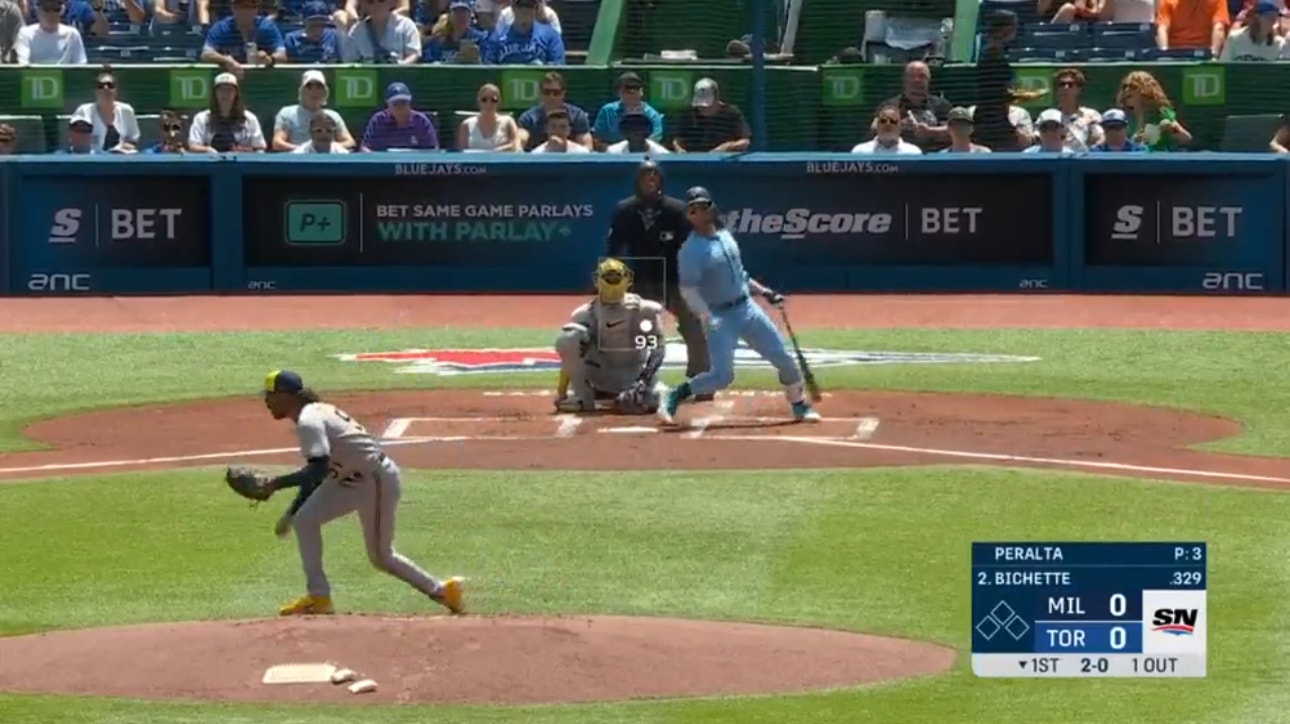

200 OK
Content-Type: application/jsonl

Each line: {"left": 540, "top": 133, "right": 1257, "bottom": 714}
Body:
{"left": 0, "top": 615, "right": 955, "bottom": 704}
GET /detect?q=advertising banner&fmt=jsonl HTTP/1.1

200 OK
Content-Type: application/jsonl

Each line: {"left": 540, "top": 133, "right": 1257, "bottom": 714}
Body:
{"left": 670, "top": 164, "right": 1054, "bottom": 264}
{"left": 241, "top": 172, "right": 616, "bottom": 270}
{"left": 11, "top": 174, "right": 212, "bottom": 294}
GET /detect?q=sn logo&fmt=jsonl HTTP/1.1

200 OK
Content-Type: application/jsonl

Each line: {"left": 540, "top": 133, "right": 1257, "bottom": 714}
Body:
{"left": 1111, "top": 205, "right": 1144, "bottom": 241}
{"left": 48, "top": 208, "right": 82, "bottom": 244}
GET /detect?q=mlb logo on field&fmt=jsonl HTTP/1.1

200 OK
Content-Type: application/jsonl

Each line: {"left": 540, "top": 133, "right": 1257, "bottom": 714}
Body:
{"left": 1141, "top": 590, "right": 1206, "bottom": 654}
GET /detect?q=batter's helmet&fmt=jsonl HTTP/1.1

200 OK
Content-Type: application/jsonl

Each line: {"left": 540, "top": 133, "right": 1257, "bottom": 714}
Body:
{"left": 594, "top": 257, "right": 633, "bottom": 304}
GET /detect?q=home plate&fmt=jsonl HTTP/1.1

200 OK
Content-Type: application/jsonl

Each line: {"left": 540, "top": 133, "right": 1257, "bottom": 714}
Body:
{"left": 263, "top": 663, "right": 337, "bottom": 684}
{"left": 598, "top": 426, "right": 659, "bottom": 434}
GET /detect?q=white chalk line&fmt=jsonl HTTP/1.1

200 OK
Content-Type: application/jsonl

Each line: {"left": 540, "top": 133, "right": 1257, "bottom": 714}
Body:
{"left": 710, "top": 435, "right": 1290, "bottom": 485}
{"left": 686, "top": 400, "right": 736, "bottom": 440}
{"left": 852, "top": 417, "right": 880, "bottom": 440}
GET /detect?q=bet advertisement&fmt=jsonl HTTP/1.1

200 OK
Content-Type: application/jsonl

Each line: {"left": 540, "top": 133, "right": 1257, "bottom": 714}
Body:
{"left": 241, "top": 172, "right": 616, "bottom": 270}
{"left": 1076, "top": 158, "right": 1285, "bottom": 293}
{"left": 11, "top": 173, "right": 212, "bottom": 294}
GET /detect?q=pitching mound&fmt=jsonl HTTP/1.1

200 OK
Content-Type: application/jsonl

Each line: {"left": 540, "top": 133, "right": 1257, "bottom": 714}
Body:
{"left": 0, "top": 615, "right": 955, "bottom": 704}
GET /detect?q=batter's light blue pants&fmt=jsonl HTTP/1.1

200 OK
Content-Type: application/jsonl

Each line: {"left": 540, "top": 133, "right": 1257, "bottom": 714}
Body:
{"left": 686, "top": 299, "right": 802, "bottom": 396}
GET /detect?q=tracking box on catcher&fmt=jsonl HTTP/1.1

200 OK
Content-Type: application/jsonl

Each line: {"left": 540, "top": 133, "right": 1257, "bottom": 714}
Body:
{"left": 553, "top": 257, "right": 667, "bottom": 414}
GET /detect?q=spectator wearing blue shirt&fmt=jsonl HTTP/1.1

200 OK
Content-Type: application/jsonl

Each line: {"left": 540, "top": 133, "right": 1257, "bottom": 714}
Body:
{"left": 284, "top": 1, "right": 342, "bottom": 62}
{"left": 423, "top": 0, "right": 486, "bottom": 63}
{"left": 1090, "top": 109, "right": 1148, "bottom": 152}
{"left": 57, "top": 118, "right": 101, "bottom": 154}
{"left": 592, "top": 71, "right": 664, "bottom": 149}
{"left": 361, "top": 82, "right": 440, "bottom": 151}
{"left": 35, "top": 0, "right": 109, "bottom": 39}
{"left": 201, "top": 0, "right": 286, "bottom": 74}
{"left": 150, "top": 0, "right": 196, "bottom": 28}
{"left": 483, "top": 0, "right": 563, "bottom": 64}
{"left": 517, "top": 70, "right": 590, "bottom": 150}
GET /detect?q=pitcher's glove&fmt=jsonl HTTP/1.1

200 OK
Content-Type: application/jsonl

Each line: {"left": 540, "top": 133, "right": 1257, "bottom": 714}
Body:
{"left": 225, "top": 465, "right": 276, "bottom": 503}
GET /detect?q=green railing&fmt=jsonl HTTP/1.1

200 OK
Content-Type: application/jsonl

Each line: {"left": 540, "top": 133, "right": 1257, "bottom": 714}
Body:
{"left": 1, "top": 62, "right": 1251, "bottom": 151}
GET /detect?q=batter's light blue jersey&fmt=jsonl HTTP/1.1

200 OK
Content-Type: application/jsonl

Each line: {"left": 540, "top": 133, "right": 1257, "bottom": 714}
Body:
{"left": 677, "top": 228, "right": 751, "bottom": 319}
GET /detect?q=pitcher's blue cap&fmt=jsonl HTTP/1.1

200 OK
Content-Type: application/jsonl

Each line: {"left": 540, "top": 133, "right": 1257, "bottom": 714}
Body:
{"left": 264, "top": 370, "right": 305, "bottom": 394}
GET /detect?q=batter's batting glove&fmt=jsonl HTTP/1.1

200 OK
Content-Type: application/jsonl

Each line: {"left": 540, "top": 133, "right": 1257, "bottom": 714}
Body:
{"left": 762, "top": 289, "right": 785, "bottom": 307}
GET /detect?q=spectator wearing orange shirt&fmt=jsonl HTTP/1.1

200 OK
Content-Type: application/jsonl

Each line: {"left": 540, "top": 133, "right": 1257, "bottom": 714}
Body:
{"left": 1156, "top": 0, "right": 1230, "bottom": 56}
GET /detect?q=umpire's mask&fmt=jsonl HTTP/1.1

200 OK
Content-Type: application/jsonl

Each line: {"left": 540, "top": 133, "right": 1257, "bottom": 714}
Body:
{"left": 594, "top": 257, "right": 633, "bottom": 304}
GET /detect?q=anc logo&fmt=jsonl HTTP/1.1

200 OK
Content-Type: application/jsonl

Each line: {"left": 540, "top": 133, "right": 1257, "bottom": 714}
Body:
{"left": 334, "top": 341, "right": 1039, "bottom": 376}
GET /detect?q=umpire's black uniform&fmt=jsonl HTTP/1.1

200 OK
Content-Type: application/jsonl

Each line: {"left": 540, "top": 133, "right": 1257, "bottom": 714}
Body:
{"left": 606, "top": 161, "right": 711, "bottom": 385}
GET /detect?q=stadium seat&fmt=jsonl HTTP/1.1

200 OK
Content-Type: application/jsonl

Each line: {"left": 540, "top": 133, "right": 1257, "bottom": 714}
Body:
{"left": 1091, "top": 22, "right": 1154, "bottom": 49}
{"left": 1084, "top": 47, "right": 1143, "bottom": 61}
{"left": 1147, "top": 47, "right": 1212, "bottom": 60}
{"left": 550, "top": 0, "right": 599, "bottom": 54}
{"left": 0, "top": 115, "right": 50, "bottom": 153}
{"left": 88, "top": 45, "right": 152, "bottom": 61}
{"left": 1018, "top": 25, "right": 1092, "bottom": 50}
{"left": 135, "top": 114, "right": 162, "bottom": 150}
{"left": 1220, "top": 114, "right": 1281, "bottom": 152}
{"left": 1009, "top": 47, "right": 1084, "bottom": 62}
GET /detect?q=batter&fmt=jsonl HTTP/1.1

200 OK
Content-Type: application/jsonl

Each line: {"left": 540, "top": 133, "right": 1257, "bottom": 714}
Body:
{"left": 657, "top": 188, "right": 821, "bottom": 425}
{"left": 260, "top": 370, "right": 465, "bottom": 616}
{"left": 554, "top": 257, "right": 667, "bottom": 414}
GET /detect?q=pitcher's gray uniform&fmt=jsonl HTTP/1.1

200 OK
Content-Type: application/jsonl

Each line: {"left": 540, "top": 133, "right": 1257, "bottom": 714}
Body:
{"left": 554, "top": 293, "right": 667, "bottom": 412}
{"left": 290, "top": 402, "right": 443, "bottom": 600}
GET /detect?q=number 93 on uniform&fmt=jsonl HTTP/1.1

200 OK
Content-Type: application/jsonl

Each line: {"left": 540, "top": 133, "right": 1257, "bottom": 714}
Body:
{"left": 969, "top": 541, "right": 1207, "bottom": 678}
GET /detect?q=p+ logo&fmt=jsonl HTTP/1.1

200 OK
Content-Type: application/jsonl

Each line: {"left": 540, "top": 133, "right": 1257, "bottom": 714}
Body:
{"left": 284, "top": 201, "right": 347, "bottom": 245}
{"left": 976, "top": 601, "right": 1031, "bottom": 641}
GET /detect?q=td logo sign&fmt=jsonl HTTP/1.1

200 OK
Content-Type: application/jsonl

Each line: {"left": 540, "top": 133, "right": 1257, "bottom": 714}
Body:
{"left": 821, "top": 67, "right": 864, "bottom": 107}
{"left": 21, "top": 69, "right": 64, "bottom": 109}
{"left": 500, "top": 69, "right": 545, "bottom": 110}
{"left": 1182, "top": 67, "right": 1225, "bottom": 106}
{"left": 333, "top": 69, "right": 378, "bottom": 107}
{"left": 169, "top": 69, "right": 211, "bottom": 108}
{"left": 649, "top": 70, "right": 694, "bottom": 111}
{"left": 1012, "top": 68, "right": 1052, "bottom": 108}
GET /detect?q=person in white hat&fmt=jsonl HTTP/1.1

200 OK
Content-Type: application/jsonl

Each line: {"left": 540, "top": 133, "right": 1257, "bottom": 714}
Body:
{"left": 272, "top": 70, "right": 355, "bottom": 152}
{"left": 1023, "top": 109, "right": 1073, "bottom": 153}
{"left": 187, "top": 72, "right": 266, "bottom": 154}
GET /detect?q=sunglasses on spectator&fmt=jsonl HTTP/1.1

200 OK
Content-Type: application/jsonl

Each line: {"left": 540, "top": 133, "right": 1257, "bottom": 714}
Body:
{"left": 621, "top": 85, "right": 642, "bottom": 92}
{"left": 312, "top": 126, "right": 334, "bottom": 133}
{"left": 97, "top": 81, "right": 116, "bottom": 90}
{"left": 541, "top": 87, "right": 563, "bottom": 96}
{"left": 1056, "top": 81, "right": 1078, "bottom": 89}
{"left": 876, "top": 117, "right": 900, "bottom": 126}
{"left": 1039, "top": 123, "right": 1062, "bottom": 131}
{"left": 479, "top": 96, "right": 499, "bottom": 103}
{"left": 163, "top": 123, "right": 181, "bottom": 132}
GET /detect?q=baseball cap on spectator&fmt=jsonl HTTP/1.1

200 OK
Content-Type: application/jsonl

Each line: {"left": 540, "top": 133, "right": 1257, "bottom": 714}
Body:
{"left": 385, "top": 82, "right": 413, "bottom": 104}
{"left": 302, "top": 0, "right": 330, "bottom": 19}
{"left": 618, "top": 112, "right": 652, "bottom": 133}
{"left": 214, "top": 72, "right": 239, "bottom": 87}
{"left": 617, "top": 71, "right": 643, "bottom": 90}
{"left": 1255, "top": 0, "right": 1279, "bottom": 13}
{"left": 1101, "top": 108, "right": 1128, "bottom": 128}
{"left": 68, "top": 117, "right": 92, "bottom": 131}
{"left": 947, "top": 106, "right": 974, "bottom": 124}
{"left": 449, "top": 0, "right": 472, "bottom": 8}
{"left": 692, "top": 78, "right": 718, "bottom": 108}
{"left": 513, "top": 0, "right": 536, "bottom": 7}
{"left": 1036, "top": 109, "right": 1063, "bottom": 129}
{"left": 300, "top": 69, "right": 327, "bottom": 89}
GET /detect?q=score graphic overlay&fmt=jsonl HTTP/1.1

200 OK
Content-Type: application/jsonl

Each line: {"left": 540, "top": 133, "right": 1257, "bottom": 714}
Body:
{"left": 971, "top": 542, "right": 1206, "bottom": 677}
{"left": 596, "top": 256, "right": 666, "bottom": 354}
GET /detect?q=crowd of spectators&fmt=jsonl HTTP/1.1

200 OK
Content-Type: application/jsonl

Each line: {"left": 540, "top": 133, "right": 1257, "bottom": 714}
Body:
{"left": 0, "top": 0, "right": 569, "bottom": 66}
{"left": 0, "top": 67, "right": 754, "bottom": 155}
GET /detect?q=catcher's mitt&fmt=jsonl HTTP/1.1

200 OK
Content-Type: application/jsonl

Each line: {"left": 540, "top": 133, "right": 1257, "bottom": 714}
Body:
{"left": 225, "top": 465, "right": 275, "bottom": 503}
{"left": 615, "top": 380, "right": 660, "bottom": 414}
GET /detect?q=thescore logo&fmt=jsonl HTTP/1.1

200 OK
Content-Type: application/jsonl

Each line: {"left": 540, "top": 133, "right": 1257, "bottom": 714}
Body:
{"left": 723, "top": 207, "right": 984, "bottom": 240}
{"left": 1111, "top": 204, "right": 1242, "bottom": 240}
{"left": 49, "top": 207, "right": 186, "bottom": 244}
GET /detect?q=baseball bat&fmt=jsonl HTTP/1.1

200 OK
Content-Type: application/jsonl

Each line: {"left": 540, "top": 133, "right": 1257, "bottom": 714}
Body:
{"left": 778, "top": 306, "right": 823, "bottom": 403}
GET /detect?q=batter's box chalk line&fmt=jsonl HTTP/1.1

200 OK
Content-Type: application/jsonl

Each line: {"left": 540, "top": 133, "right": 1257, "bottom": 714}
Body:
{"left": 380, "top": 415, "right": 880, "bottom": 442}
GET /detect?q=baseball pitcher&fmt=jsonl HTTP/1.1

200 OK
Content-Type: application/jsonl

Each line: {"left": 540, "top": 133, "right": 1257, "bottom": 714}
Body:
{"left": 224, "top": 370, "right": 465, "bottom": 617}
{"left": 554, "top": 257, "right": 667, "bottom": 414}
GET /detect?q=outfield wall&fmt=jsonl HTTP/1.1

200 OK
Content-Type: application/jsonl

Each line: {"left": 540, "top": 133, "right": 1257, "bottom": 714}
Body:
{"left": 1, "top": 153, "right": 1286, "bottom": 296}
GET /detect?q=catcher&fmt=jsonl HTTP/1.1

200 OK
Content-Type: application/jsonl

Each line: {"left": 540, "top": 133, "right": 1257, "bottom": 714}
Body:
{"left": 225, "top": 370, "right": 465, "bottom": 617}
{"left": 554, "top": 257, "right": 667, "bottom": 414}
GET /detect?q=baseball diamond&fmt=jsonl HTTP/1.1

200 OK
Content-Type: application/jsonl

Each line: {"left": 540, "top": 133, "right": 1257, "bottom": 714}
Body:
{"left": 0, "top": 294, "right": 1287, "bottom": 721}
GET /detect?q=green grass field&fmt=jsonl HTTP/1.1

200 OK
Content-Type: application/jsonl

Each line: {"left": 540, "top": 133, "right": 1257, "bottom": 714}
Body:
{"left": 1, "top": 326, "right": 1287, "bottom": 723}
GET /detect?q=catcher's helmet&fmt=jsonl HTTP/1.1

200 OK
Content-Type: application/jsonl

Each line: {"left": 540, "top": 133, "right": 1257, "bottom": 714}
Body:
{"left": 594, "top": 257, "right": 633, "bottom": 304}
